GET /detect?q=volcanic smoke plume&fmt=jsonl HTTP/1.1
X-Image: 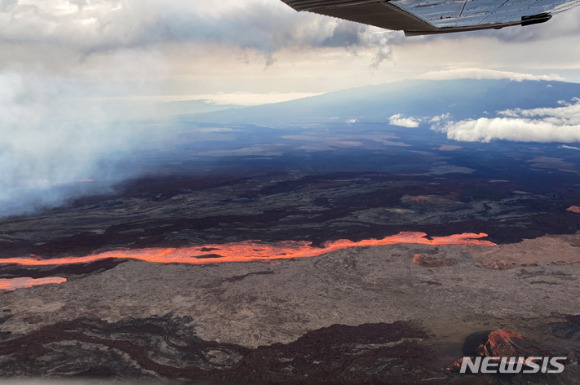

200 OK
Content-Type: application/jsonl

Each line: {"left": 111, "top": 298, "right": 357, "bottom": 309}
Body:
{"left": 0, "top": 71, "right": 162, "bottom": 218}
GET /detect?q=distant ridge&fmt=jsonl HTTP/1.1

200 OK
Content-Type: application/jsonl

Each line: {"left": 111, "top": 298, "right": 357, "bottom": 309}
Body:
{"left": 189, "top": 79, "right": 580, "bottom": 125}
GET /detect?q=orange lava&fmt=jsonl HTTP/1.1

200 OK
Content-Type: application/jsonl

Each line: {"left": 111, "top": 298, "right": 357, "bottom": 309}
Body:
{"left": 0, "top": 277, "right": 67, "bottom": 291}
{"left": 0, "top": 232, "right": 495, "bottom": 267}
{"left": 567, "top": 206, "right": 580, "bottom": 214}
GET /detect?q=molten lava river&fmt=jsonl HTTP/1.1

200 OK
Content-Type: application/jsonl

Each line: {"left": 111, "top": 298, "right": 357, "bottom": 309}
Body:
{"left": 0, "top": 232, "right": 495, "bottom": 290}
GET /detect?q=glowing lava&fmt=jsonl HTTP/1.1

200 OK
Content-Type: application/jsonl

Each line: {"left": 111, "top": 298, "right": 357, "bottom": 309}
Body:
{"left": 0, "top": 277, "right": 67, "bottom": 291}
{"left": 1, "top": 232, "right": 495, "bottom": 268}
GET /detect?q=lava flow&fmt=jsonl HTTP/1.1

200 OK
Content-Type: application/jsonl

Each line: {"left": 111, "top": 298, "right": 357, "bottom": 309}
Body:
{"left": 0, "top": 277, "right": 67, "bottom": 291}
{"left": 0, "top": 232, "right": 495, "bottom": 268}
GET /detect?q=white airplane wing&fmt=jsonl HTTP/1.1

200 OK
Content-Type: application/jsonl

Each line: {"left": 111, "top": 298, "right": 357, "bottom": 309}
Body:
{"left": 280, "top": 0, "right": 580, "bottom": 35}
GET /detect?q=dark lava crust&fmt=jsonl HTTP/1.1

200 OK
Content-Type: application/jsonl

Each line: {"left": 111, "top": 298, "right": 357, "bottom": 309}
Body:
{"left": 2, "top": 313, "right": 579, "bottom": 384}
{"left": 1, "top": 169, "right": 580, "bottom": 269}
{"left": 0, "top": 314, "right": 433, "bottom": 384}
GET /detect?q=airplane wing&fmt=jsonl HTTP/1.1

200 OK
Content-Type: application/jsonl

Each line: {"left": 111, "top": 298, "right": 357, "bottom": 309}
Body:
{"left": 280, "top": 0, "right": 580, "bottom": 35}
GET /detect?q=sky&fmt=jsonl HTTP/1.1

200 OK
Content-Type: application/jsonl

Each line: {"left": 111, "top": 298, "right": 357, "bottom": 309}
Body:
{"left": 1, "top": 0, "right": 580, "bottom": 215}
{"left": 1, "top": 0, "right": 580, "bottom": 105}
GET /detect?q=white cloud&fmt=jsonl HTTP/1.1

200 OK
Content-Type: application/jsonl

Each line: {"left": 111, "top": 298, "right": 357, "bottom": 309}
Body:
{"left": 429, "top": 113, "right": 450, "bottom": 123}
{"left": 0, "top": 0, "right": 399, "bottom": 64}
{"left": 434, "top": 98, "right": 580, "bottom": 143}
{"left": 420, "top": 68, "right": 565, "bottom": 82}
{"left": 389, "top": 114, "right": 420, "bottom": 128}
{"left": 499, "top": 98, "right": 580, "bottom": 123}
{"left": 561, "top": 144, "right": 580, "bottom": 150}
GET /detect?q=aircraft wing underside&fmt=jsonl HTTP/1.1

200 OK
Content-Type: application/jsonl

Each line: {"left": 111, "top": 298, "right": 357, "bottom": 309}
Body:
{"left": 280, "top": 0, "right": 580, "bottom": 35}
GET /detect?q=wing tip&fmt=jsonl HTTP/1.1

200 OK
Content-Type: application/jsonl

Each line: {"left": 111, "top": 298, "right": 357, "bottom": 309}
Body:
{"left": 521, "top": 12, "right": 552, "bottom": 26}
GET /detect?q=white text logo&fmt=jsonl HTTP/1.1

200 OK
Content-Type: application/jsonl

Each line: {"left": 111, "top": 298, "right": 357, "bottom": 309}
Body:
{"left": 459, "top": 356, "right": 566, "bottom": 374}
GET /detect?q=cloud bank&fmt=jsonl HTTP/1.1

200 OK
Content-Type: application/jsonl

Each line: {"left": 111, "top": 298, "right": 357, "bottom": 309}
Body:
{"left": 420, "top": 68, "right": 565, "bottom": 82}
{"left": 433, "top": 98, "right": 580, "bottom": 143}
{"left": 0, "top": 0, "right": 401, "bottom": 64}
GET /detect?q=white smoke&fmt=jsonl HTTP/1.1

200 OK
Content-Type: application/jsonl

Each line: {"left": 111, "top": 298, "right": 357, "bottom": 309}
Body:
{"left": 0, "top": 70, "right": 154, "bottom": 217}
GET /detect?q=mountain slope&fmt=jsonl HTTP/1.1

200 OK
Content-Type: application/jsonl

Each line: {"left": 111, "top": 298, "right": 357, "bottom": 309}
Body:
{"left": 189, "top": 79, "right": 580, "bottom": 125}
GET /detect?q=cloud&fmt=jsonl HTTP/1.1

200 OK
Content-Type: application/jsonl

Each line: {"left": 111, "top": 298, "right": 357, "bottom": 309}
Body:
{"left": 0, "top": 0, "right": 400, "bottom": 64}
{"left": 561, "top": 144, "right": 580, "bottom": 150}
{"left": 389, "top": 114, "right": 420, "bottom": 128}
{"left": 433, "top": 98, "right": 580, "bottom": 143}
{"left": 355, "top": 28, "right": 403, "bottom": 67}
{"left": 430, "top": 113, "right": 451, "bottom": 123}
{"left": 420, "top": 68, "right": 565, "bottom": 82}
